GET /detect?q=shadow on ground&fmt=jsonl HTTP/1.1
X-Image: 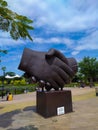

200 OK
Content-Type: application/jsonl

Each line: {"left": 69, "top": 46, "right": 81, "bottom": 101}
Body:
{"left": 0, "top": 106, "right": 36, "bottom": 129}
{"left": 23, "top": 106, "right": 36, "bottom": 112}
{"left": 0, "top": 106, "right": 4, "bottom": 109}
{"left": 7, "top": 125, "right": 38, "bottom": 130}
{"left": 0, "top": 110, "right": 20, "bottom": 128}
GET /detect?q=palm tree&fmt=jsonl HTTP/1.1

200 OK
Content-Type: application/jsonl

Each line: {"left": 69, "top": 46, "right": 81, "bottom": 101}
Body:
{"left": 1, "top": 66, "right": 6, "bottom": 76}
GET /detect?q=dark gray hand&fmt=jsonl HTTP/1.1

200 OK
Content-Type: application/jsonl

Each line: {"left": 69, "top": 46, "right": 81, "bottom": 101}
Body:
{"left": 18, "top": 48, "right": 77, "bottom": 91}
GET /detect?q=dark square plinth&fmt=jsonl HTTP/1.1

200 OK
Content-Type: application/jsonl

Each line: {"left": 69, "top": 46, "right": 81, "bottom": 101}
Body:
{"left": 36, "top": 90, "right": 73, "bottom": 118}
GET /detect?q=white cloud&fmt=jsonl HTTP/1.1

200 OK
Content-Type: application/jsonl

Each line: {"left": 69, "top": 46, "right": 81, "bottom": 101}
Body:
{"left": 0, "top": 31, "right": 27, "bottom": 47}
{"left": 70, "top": 30, "right": 98, "bottom": 56}
{"left": 76, "top": 30, "right": 98, "bottom": 51}
{"left": 34, "top": 37, "right": 73, "bottom": 45}
{"left": 6, "top": 0, "right": 98, "bottom": 32}
{"left": 71, "top": 51, "right": 79, "bottom": 56}
{"left": 0, "top": 37, "right": 25, "bottom": 47}
{"left": 3, "top": 0, "right": 98, "bottom": 55}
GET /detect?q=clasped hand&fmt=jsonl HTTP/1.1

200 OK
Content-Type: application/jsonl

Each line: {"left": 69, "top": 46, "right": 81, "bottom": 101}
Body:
{"left": 18, "top": 48, "right": 77, "bottom": 91}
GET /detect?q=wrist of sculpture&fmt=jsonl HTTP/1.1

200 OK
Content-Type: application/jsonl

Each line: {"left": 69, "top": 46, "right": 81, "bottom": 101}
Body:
{"left": 18, "top": 48, "right": 43, "bottom": 71}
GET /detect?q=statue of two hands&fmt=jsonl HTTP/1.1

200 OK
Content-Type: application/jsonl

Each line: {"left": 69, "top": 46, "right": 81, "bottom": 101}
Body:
{"left": 18, "top": 48, "right": 77, "bottom": 91}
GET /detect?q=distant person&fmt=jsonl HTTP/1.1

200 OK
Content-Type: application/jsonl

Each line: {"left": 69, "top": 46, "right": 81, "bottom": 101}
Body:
{"left": 7, "top": 92, "right": 13, "bottom": 101}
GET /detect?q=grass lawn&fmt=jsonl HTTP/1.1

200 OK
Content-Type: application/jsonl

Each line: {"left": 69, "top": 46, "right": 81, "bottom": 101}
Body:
{"left": 0, "top": 101, "right": 36, "bottom": 114}
{"left": 73, "top": 91, "right": 95, "bottom": 101}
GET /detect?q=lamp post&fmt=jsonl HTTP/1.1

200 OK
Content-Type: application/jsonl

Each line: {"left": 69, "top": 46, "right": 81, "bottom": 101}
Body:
{"left": 0, "top": 49, "right": 7, "bottom": 99}
{"left": 1, "top": 67, "right": 6, "bottom": 99}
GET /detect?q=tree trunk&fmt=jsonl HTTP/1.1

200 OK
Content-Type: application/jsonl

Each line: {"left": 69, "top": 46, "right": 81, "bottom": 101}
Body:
{"left": 89, "top": 77, "right": 94, "bottom": 87}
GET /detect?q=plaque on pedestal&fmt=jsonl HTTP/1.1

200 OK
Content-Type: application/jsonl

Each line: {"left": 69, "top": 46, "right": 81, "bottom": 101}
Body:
{"left": 36, "top": 90, "right": 73, "bottom": 118}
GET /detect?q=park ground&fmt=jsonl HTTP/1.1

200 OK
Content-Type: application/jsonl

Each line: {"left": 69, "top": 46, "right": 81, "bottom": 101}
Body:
{"left": 0, "top": 87, "right": 98, "bottom": 130}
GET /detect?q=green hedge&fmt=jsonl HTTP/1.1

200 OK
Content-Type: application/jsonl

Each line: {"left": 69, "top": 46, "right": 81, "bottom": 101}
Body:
{"left": 64, "top": 82, "right": 79, "bottom": 87}
{"left": 0, "top": 83, "right": 37, "bottom": 96}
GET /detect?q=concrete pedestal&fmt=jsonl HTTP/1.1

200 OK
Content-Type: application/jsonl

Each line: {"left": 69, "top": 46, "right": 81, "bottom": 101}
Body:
{"left": 36, "top": 90, "right": 73, "bottom": 118}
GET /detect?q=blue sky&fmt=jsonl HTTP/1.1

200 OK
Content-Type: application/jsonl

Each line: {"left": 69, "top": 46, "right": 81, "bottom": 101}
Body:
{"left": 0, "top": 0, "right": 98, "bottom": 76}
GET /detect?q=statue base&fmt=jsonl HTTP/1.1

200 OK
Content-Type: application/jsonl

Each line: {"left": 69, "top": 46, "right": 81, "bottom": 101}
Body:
{"left": 36, "top": 90, "right": 73, "bottom": 118}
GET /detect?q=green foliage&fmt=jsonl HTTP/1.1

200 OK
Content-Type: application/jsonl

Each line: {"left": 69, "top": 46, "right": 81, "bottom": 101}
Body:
{"left": 0, "top": 80, "right": 2, "bottom": 84}
{"left": 79, "top": 57, "right": 98, "bottom": 78}
{"left": 79, "top": 57, "right": 96, "bottom": 77}
{"left": 13, "top": 80, "right": 20, "bottom": 86}
{"left": 0, "top": 0, "right": 7, "bottom": 7}
{"left": 13, "top": 78, "right": 26, "bottom": 85}
{"left": 0, "top": 84, "right": 37, "bottom": 95}
{"left": 95, "top": 83, "right": 98, "bottom": 87}
{"left": 64, "top": 82, "right": 79, "bottom": 87}
{"left": 0, "top": 0, "right": 34, "bottom": 40}
{"left": 0, "top": 49, "right": 7, "bottom": 54}
{"left": 0, "top": 48, "right": 8, "bottom": 62}
{"left": 0, "top": 76, "right": 37, "bottom": 95}
{"left": 78, "top": 56, "right": 98, "bottom": 86}
{"left": 5, "top": 72, "right": 15, "bottom": 76}
{"left": 1, "top": 66, "right": 6, "bottom": 71}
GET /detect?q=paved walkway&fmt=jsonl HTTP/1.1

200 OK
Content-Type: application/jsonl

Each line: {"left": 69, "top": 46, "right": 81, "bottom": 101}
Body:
{"left": 0, "top": 87, "right": 98, "bottom": 130}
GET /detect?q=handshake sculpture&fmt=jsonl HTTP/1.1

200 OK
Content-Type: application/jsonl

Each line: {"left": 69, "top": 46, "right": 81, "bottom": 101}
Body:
{"left": 18, "top": 48, "right": 77, "bottom": 91}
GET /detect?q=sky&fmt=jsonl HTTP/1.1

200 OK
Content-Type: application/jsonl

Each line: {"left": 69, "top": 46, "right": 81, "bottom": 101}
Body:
{"left": 0, "top": 0, "right": 98, "bottom": 76}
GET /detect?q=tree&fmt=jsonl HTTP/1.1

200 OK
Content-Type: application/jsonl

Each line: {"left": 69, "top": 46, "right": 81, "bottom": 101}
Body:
{"left": 0, "top": 48, "right": 7, "bottom": 62}
{"left": 5, "top": 71, "right": 16, "bottom": 76}
{"left": 1, "top": 66, "right": 6, "bottom": 80}
{"left": 79, "top": 56, "right": 98, "bottom": 87}
{"left": 1, "top": 66, "right": 6, "bottom": 73}
{"left": 0, "top": 0, "right": 34, "bottom": 40}
{"left": 0, "top": 0, "right": 34, "bottom": 77}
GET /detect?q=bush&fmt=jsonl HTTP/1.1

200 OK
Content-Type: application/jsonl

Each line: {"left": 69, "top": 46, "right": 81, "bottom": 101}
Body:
{"left": 95, "top": 83, "right": 98, "bottom": 87}
{"left": 64, "top": 82, "right": 79, "bottom": 87}
{"left": 0, "top": 83, "right": 37, "bottom": 96}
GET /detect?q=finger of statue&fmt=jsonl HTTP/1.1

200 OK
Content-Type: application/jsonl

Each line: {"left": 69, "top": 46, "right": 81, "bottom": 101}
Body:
{"left": 45, "top": 85, "right": 52, "bottom": 91}
{"left": 52, "top": 58, "right": 74, "bottom": 78}
{"left": 45, "top": 82, "right": 52, "bottom": 91}
{"left": 47, "top": 78, "right": 59, "bottom": 90}
{"left": 52, "top": 65, "right": 70, "bottom": 84}
{"left": 48, "top": 71, "right": 65, "bottom": 88}
{"left": 45, "top": 48, "right": 68, "bottom": 64}
{"left": 32, "top": 76, "right": 36, "bottom": 82}
{"left": 39, "top": 80, "right": 45, "bottom": 88}
{"left": 61, "top": 64, "right": 74, "bottom": 78}
{"left": 52, "top": 72, "right": 66, "bottom": 87}
{"left": 46, "top": 82, "right": 51, "bottom": 86}
{"left": 39, "top": 80, "right": 45, "bottom": 84}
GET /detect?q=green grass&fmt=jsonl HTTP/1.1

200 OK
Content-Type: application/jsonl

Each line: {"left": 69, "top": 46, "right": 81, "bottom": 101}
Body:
{"left": 72, "top": 91, "right": 96, "bottom": 101}
{"left": 0, "top": 100, "right": 36, "bottom": 114}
